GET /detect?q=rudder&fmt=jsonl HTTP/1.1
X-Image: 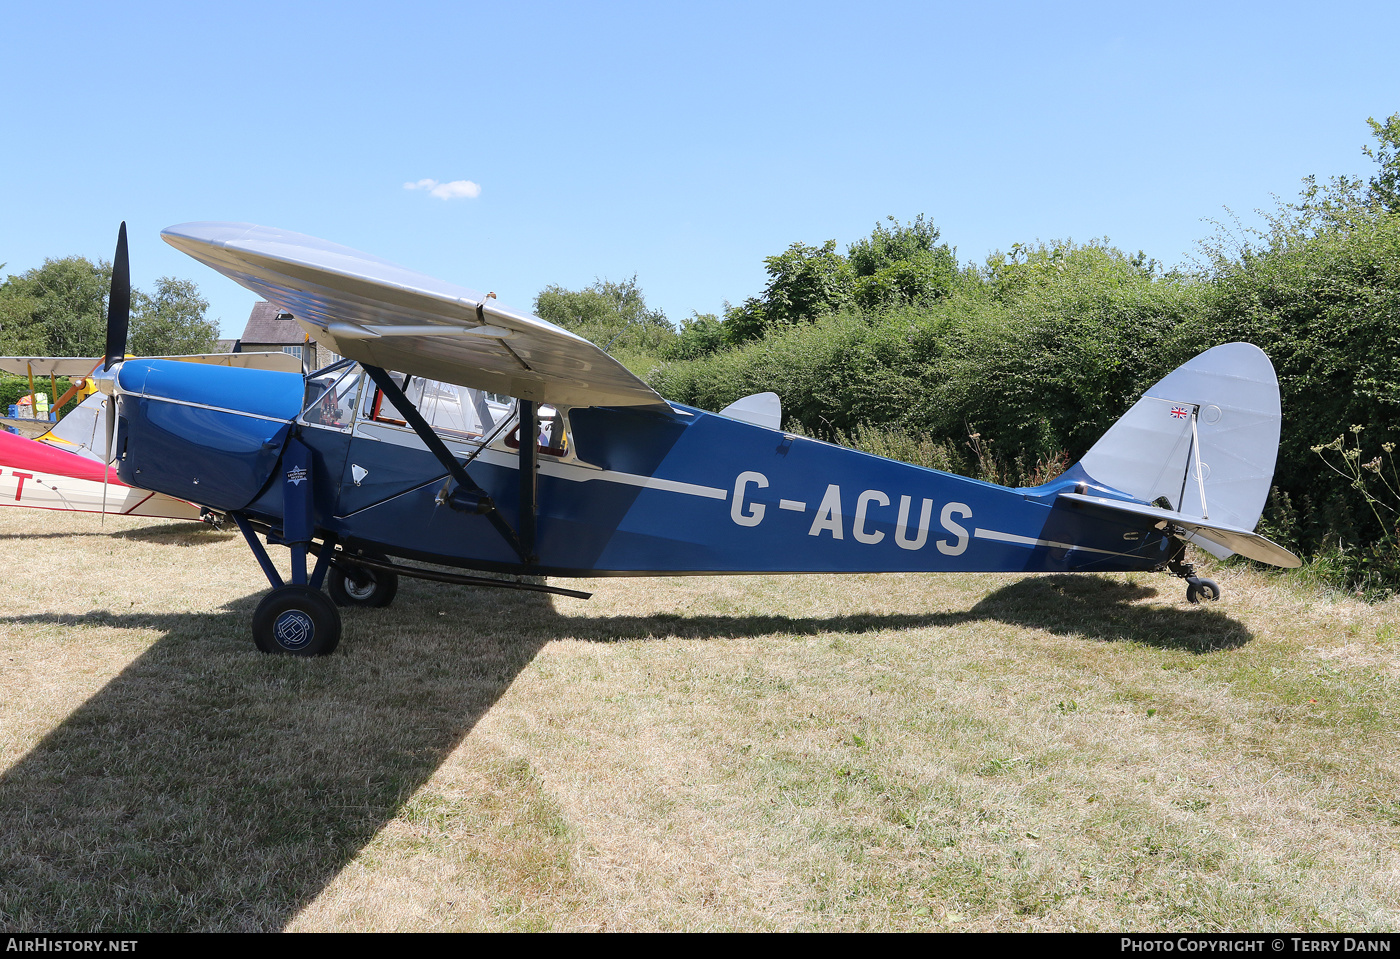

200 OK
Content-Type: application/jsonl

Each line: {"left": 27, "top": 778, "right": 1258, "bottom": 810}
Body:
{"left": 1076, "top": 343, "right": 1281, "bottom": 554}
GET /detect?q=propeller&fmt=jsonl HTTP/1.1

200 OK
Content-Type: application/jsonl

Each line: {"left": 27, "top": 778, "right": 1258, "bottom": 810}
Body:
{"left": 101, "top": 222, "right": 130, "bottom": 519}
{"left": 104, "top": 222, "right": 130, "bottom": 372}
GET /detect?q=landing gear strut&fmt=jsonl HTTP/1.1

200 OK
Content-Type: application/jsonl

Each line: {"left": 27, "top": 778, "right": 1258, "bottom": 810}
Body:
{"left": 231, "top": 436, "right": 344, "bottom": 655}
{"left": 1167, "top": 539, "right": 1220, "bottom": 604}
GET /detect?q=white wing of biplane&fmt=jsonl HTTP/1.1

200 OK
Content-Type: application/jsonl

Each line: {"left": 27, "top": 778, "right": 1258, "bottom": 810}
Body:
{"left": 1, "top": 352, "right": 302, "bottom": 437}
{"left": 161, "top": 222, "right": 671, "bottom": 411}
{"left": 0, "top": 357, "right": 102, "bottom": 377}
{"left": 155, "top": 352, "right": 305, "bottom": 372}
{"left": 0, "top": 353, "right": 303, "bottom": 377}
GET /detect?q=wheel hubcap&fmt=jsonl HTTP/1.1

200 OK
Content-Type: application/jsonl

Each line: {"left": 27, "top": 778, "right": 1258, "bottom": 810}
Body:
{"left": 273, "top": 609, "right": 315, "bottom": 649}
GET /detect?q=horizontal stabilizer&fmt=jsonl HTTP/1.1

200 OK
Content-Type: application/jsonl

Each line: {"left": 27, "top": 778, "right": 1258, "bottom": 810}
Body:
{"left": 1057, "top": 491, "right": 1301, "bottom": 568}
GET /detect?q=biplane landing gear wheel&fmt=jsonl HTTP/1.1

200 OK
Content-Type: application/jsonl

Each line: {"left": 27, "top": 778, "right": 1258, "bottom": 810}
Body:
{"left": 252, "top": 585, "right": 342, "bottom": 656}
{"left": 1186, "top": 578, "right": 1221, "bottom": 604}
{"left": 327, "top": 565, "right": 399, "bottom": 608}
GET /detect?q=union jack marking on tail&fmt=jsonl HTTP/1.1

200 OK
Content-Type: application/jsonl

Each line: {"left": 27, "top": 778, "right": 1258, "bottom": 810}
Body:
{"left": 1170, "top": 406, "right": 1189, "bottom": 419}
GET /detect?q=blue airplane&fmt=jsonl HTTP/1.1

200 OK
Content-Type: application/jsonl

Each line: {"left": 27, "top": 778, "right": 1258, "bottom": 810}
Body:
{"left": 89, "top": 223, "right": 1300, "bottom": 655}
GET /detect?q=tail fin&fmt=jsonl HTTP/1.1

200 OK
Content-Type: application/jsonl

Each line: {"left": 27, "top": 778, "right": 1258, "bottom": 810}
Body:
{"left": 1075, "top": 342, "right": 1288, "bottom": 562}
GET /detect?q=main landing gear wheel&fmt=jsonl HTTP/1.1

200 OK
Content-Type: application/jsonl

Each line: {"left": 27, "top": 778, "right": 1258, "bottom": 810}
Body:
{"left": 327, "top": 564, "right": 399, "bottom": 608}
{"left": 252, "top": 585, "right": 342, "bottom": 655}
{"left": 1186, "top": 577, "right": 1221, "bottom": 604}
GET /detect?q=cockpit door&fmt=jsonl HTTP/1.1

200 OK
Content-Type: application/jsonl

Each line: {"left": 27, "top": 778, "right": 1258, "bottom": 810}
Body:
{"left": 337, "top": 373, "right": 516, "bottom": 516}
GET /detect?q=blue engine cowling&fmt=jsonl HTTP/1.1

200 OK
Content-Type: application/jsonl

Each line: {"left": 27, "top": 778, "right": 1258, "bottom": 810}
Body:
{"left": 114, "top": 359, "right": 305, "bottom": 511}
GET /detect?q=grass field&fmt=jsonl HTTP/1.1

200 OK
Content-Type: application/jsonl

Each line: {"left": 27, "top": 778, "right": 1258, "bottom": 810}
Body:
{"left": 0, "top": 509, "right": 1397, "bottom": 931}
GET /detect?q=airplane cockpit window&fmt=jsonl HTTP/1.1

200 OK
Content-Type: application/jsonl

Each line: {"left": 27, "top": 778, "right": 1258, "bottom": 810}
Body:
{"left": 300, "top": 363, "right": 362, "bottom": 429}
{"left": 504, "top": 405, "right": 568, "bottom": 457}
{"left": 360, "top": 373, "right": 515, "bottom": 445}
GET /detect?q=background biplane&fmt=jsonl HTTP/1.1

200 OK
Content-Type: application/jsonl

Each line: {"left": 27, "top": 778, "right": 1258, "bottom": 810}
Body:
{"left": 79, "top": 222, "right": 1298, "bottom": 655}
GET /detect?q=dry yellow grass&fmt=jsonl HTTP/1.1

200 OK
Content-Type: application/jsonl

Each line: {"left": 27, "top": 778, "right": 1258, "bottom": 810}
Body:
{"left": 0, "top": 509, "right": 1397, "bottom": 931}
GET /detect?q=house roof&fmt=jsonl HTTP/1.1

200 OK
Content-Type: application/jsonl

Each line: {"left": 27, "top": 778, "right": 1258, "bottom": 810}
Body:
{"left": 240, "top": 300, "right": 306, "bottom": 346}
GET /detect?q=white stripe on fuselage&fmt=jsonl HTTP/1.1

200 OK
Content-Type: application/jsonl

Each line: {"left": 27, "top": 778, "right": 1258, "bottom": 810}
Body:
{"left": 351, "top": 420, "right": 1138, "bottom": 559}
{"left": 578, "top": 468, "right": 727, "bottom": 500}
{"left": 468, "top": 445, "right": 729, "bottom": 499}
{"left": 973, "top": 527, "right": 1135, "bottom": 558}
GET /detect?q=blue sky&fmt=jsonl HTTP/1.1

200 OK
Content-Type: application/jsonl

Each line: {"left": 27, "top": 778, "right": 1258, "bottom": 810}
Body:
{"left": 2, "top": 1, "right": 1397, "bottom": 339}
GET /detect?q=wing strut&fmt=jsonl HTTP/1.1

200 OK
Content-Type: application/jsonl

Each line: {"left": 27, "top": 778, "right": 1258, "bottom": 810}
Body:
{"left": 361, "top": 364, "right": 533, "bottom": 564}
{"left": 1189, "top": 409, "right": 1209, "bottom": 520}
{"left": 518, "top": 399, "right": 538, "bottom": 561}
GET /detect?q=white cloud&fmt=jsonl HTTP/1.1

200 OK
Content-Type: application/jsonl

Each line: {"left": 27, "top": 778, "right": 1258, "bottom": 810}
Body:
{"left": 403, "top": 178, "right": 481, "bottom": 200}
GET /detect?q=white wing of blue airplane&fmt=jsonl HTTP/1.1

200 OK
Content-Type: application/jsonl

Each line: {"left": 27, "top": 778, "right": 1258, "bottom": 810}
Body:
{"left": 160, "top": 222, "right": 670, "bottom": 412}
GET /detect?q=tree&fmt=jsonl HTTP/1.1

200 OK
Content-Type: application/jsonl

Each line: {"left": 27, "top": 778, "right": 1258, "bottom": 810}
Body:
{"left": 723, "top": 239, "right": 854, "bottom": 344}
{"left": 0, "top": 256, "right": 110, "bottom": 356}
{"left": 0, "top": 287, "right": 44, "bottom": 354}
{"left": 1363, "top": 112, "right": 1400, "bottom": 214}
{"left": 660, "top": 312, "right": 726, "bottom": 361}
{"left": 533, "top": 276, "right": 675, "bottom": 364}
{"left": 848, "top": 215, "right": 959, "bottom": 312}
{"left": 753, "top": 239, "right": 854, "bottom": 328}
{"left": 0, "top": 257, "right": 217, "bottom": 358}
{"left": 719, "top": 216, "right": 959, "bottom": 345}
{"left": 130, "top": 277, "right": 217, "bottom": 355}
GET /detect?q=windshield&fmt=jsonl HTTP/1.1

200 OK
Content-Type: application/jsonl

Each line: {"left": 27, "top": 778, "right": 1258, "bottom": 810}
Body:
{"left": 301, "top": 365, "right": 362, "bottom": 429}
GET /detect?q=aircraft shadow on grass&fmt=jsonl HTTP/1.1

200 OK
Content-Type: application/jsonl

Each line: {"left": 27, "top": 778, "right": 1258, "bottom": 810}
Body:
{"left": 564, "top": 574, "right": 1254, "bottom": 654}
{"left": 0, "top": 522, "right": 233, "bottom": 545}
{"left": 0, "top": 573, "right": 1251, "bottom": 931}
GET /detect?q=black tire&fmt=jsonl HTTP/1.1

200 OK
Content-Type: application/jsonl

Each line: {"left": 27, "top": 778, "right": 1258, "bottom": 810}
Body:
{"left": 1186, "top": 578, "right": 1221, "bottom": 604}
{"left": 326, "top": 564, "right": 399, "bottom": 608}
{"left": 252, "top": 584, "right": 342, "bottom": 655}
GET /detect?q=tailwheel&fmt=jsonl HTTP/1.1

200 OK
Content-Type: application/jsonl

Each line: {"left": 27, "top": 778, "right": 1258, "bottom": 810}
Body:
{"left": 252, "top": 584, "right": 342, "bottom": 655}
{"left": 327, "top": 564, "right": 399, "bottom": 608}
{"left": 1185, "top": 577, "right": 1221, "bottom": 604}
{"left": 1167, "top": 538, "right": 1221, "bottom": 604}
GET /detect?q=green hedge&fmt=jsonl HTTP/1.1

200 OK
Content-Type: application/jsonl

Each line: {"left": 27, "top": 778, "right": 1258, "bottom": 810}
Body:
{"left": 648, "top": 218, "right": 1400, "bottom": 564}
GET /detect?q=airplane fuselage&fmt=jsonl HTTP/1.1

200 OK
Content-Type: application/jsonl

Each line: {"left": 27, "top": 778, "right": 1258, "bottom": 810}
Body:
{"left": 113, "top": 359, "right": 1175, "bottom": 578}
